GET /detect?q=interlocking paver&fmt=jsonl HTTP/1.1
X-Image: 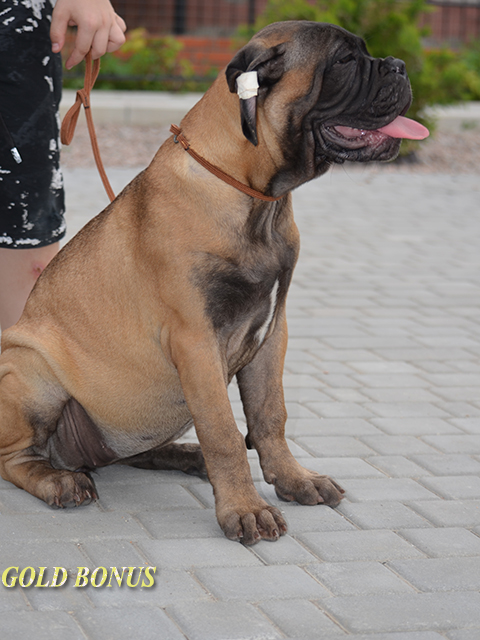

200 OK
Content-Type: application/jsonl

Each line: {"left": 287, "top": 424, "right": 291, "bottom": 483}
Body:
{"left": 410, "top": 454, "right": 480, "bottom": 476}
{"left": 359, "top": 435, "right": 440, "bottom": 456}
{"left": 337, "top": 501, "right": 434, "bottom": 530}
{"left": 348, "top": 361, "right": 420, "bottom": 374}
{"left": 451, "top": 417, "right": 480, "bottom": 432}
{"left": 0, "top": 611, "right": 85, "bottom": 639}
{"left": 0, "top": 540, "right": 88, "bottom": 571}
{"left": 375, "top": 348, "right": 476, "bottom": 362}
{"left": 83, "top": 570, "right": 209, "bottom": 607}
{"left": 136, "top": 537, "right": 261, "bottom": 569}
{"left": 318, "top": 592, "right": 480, "bottom": 634}
{"left": 354, "top": 374, "right": 431, "bottom": 388}
{"left": 418, "top": 475, "right": 480, "bottom": 499}
{"left": 258, "top": 599, "right": 346, "bottom": 637}
{"left": 96, "top": 482, "right": 204, "bottom": 512}
{"left": 361, "top": 388, "right": 442, "bottom": 402}
{"left": 398, "top": 527, "right": 480, "bottom": 557}
{"left": 0, "top": 510, "right": 149, "bottom": 541}
{"left": 363, "top": 403, "right": 451, "bottom": 418}
{"left": 322, "top": 387, "right": 371, "bottom": 402}
{"left": 298, "top": 530, "right": 425, "bottom": 562}
{"left": 388, "top": 557, "right": 480, "bottom": 591}
{"left": 407, "top": 500, "right": 480, "bottom": 527}
{"left": 195, "top": 565, "right": 332, "bottom": 600}
{"left": 281, "top": 504, "right": 357, "bottom": 534}
{"left": 337, "top": 478, "right": 438, "bottom": 502}
{"left": 2, "top": 143, "right": 480, "bottom": 638}
{"left": 79, "top": 539, "right": 149, "bottom": 567}
{"left": 0, "top": 587, "right": 29, "bottom": 612}
{"left": 431, "top": 387, "right": 480, "bottom": 401}
{"left": 311, "top": 348, "right": 384, "bottom": 362}
{"left": 283, "top": 387, "right": 332, "bottom": 402}
{"left": 136, "top": 508, "right": 221, "bottom": 539}
{"left": 23, "top": 585, "right": 94, "bottom": 613}
{"left": 447, "top": 631, "right": 480, "bottom": 640}
{"left": 76, "top": 607, "right": 186, "bottom": 640}
{"left": 348, "top": 633, "right": 448, "bottom": 639}
{"left": 250, "top": 534, "right": 320, "bottom": 566}
{"left": 294, "top": 436, "right": 377, "bottom": 457}
{"left": 421, "top": 434, "right": 480, "bottom": 454}
{"left": 293, "top": 456, "right": 385, "bottom": 478}
{"left": 308, "top": 561, "right": 416, "bottom": 596}
{"left": 286, "top": 417, "right": 381, "bottom": 436}
{"left": 366, "top": 455, "right": 433, "bottom": 477}
{"left": 369, "top": 418, "right": 460, "bottom": 435}
{"left": 167, "top": 600, "right": 282, "bottom": 640}
{"left": 439, "top": 404, "right": 480, "bottom": 418}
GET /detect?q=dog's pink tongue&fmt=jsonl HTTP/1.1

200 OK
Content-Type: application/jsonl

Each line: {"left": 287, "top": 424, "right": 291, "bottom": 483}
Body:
{"left": 378, "top": 116, "right": 429, "bottom": 140}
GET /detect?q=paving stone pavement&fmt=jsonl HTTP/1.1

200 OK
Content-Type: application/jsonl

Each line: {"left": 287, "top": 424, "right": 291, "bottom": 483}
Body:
{"left": 1, "top": 161, "right": 480, "bottom": 639}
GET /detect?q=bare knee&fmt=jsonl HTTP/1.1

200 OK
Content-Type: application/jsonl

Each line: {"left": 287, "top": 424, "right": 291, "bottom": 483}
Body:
{"left": 31, "top": 261, "right": 46, "bottom": 279}
{"left": 0, "top": 243, "right": 59, "bottom": 331}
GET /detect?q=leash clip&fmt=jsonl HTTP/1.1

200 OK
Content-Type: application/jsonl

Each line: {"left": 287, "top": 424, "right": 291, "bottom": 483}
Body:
{"left": 170, "top": 124, "right": 190, "bottom": 150}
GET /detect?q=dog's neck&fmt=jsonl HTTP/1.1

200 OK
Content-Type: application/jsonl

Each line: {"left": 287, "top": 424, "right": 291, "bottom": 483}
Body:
{"left": 178, "top": 77, "right": 284, "bottom": 200}
{"left": 170, "top": 124, "right": 282, "bottom": 203}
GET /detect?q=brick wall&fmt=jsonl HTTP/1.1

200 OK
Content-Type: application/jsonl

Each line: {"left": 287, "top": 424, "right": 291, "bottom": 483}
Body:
{"left": 112, "top": 0, "right": 480, "bottom": 43}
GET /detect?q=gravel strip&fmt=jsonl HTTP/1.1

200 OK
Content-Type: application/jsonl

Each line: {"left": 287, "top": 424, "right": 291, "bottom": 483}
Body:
{"left": 60, "top": 119, "right": 480, "bottom": 174}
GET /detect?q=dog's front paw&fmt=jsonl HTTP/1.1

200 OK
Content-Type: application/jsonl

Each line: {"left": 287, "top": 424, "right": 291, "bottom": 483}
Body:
{"left": 218, "top": 501, "right": 288, "bottom": 545}
{"left": 40, "top": 470, "right": 98, "bottom": 508}
{"left": 273, "top": 467, "right": 345, "bottom": 507}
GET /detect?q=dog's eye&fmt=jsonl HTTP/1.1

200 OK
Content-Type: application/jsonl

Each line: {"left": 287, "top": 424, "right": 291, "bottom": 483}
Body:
{"left": 335, "top": 54, "right": 355, "bottom": 65}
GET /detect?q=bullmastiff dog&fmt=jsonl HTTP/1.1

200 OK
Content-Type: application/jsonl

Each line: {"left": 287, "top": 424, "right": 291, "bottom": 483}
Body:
{"left": 0, "top": 21, "right": 427, "bottom": 544}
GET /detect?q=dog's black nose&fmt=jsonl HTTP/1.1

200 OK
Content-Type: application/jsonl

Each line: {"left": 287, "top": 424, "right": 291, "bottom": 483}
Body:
{"left": 380, "top": 56, "right": 407, "bottom": 78}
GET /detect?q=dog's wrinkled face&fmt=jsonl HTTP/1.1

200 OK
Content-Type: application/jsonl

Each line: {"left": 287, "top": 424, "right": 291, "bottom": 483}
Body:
{"left": 309, "top": 28, "right": 410, "bottom": 164}
{"left": 226, "top": 21, "right": 425, "bottom": 192}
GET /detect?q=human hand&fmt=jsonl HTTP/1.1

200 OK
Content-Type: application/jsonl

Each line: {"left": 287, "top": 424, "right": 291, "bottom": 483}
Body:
{"left": 50, "top": 0, "right": 127, "bottom": 70}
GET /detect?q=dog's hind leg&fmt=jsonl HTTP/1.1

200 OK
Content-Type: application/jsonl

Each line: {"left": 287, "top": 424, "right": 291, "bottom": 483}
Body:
{"left": 0, "top": 353, "right": 98, "bottom": 508}
{"left": 119, "top": 442, "right": 207, "bottom": 478}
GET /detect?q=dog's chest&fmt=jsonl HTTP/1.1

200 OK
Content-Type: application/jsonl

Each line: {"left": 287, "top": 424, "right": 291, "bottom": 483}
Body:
{"left": 195, "top": 240, "right": 295, "bottom": 369}
{"left": 219, "top": 272, "right": 283, "bottom": 373}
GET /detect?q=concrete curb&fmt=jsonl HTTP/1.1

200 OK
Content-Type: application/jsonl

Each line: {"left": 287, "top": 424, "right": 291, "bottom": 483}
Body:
{"left": 60, "top": 89, "right": 480, "bottom": 131}
{"left": 60, "top": 90, "right": 203, "bottom": 127}
{"left": 426, "top": 101, "right": 480, "bottom": 132}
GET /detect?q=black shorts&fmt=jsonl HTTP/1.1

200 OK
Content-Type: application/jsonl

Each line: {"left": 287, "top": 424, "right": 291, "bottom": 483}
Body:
{"left": 0, "top": 0, "right": 66, "bottom": 249}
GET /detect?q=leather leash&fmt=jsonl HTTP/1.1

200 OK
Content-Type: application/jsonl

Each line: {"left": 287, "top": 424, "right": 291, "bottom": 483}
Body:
{"left": 61, "top": 51, "right": 115, "bottom": 202}
{"left": 60, "top": 57, "right": 281, "bottom": 205}
{"left": 170, "top": 124, "right": 282, "bottom": 202}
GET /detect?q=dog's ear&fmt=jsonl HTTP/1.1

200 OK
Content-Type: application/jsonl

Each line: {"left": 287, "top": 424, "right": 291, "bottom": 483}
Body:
{"left": 226, "top": 42, "right": 287, "bottom": 146}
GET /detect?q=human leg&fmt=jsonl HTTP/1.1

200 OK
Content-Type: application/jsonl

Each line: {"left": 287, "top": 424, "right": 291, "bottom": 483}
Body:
{"left": 0, "top": 243, "right": 59, "bottom": 331}
{"left": 0, "top": 2, "right": 65, "bottom": 333}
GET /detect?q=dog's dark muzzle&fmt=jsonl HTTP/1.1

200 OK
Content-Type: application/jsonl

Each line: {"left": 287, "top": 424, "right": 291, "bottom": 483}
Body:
{"left": 313, "top": 54, "right": 415, "bottom": 164}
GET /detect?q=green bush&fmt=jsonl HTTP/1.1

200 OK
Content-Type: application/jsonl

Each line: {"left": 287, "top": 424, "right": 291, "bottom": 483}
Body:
{"left": 422, "top": 47, "right": 480, "bottom": 105}
{"left": 62, "top": 28, "right": 213, "bottom": 92}
{"left": 462, "top": 37, "right": 480, "bottom": 80}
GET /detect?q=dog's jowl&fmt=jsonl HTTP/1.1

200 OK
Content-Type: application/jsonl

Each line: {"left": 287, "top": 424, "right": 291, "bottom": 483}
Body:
{"left": 0, "top": 21, "right": 428, "bottom": 545}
